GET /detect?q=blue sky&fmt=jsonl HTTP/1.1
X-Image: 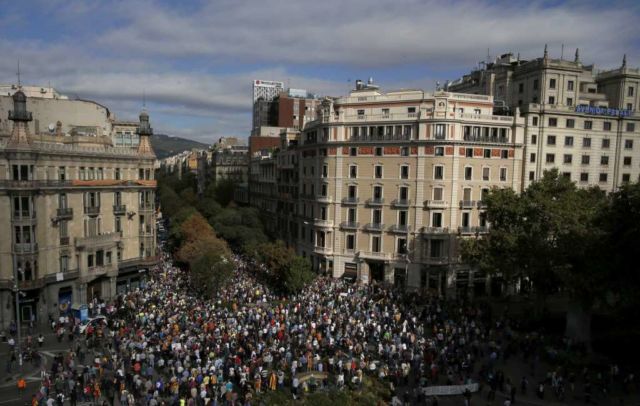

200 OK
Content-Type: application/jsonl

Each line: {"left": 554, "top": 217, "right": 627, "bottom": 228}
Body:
{"left": 1, "top": 0, "right": 638, "bottom": 143}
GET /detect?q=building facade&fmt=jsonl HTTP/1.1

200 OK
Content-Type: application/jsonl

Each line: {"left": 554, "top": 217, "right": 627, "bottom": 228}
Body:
{"left": 250, "top": 85, "right": 525, "bottom": 296}
{"left": 0, "top": 89, "right": 157, "bottom": 328}
{"left": 448, "top": 49, "right": 640, "bottom": 190}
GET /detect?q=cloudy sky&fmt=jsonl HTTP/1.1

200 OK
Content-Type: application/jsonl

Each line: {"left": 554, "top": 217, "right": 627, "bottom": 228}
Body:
{"left": 1, "top": 0, "right": 638, "bottom": 143}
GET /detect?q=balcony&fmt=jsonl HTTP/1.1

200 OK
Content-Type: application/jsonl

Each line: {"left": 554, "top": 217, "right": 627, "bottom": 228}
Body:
{"left": 476, "top": 225, "right": 490, "bottom": 234}
{"left": 366, "top": 197, "right": 385, "bottom": 206}
{"left": 313, "top": 219, "right": 333, "bottom": 228}
{"left": 113, "top": 204, "right": 127, "bottom": 215}
{"left": 391, "top": 199, "right": 410, "bottom": 208}
{"left": 340, "top": 221, "right": 360, "bottom": 230}
{"left": 341, "top": 197, "right": 359, "bottom": 205}
{"left": 75, "top": 232, "right": 121, "bottom": 249}
{"left": 18, "top": 279, "right": 44, "bottom": 290}
{"left": 13, "top": 243, "right": 38, "bottom": 254}
{"left": 421, "top": 227, "right": 450, "bottom": 236}
{"left": 139, "top": 202, "right": 155, "bottom": 211}
{"left": 477, "top": 201, "right": 487, "bottom": 209}
{"left": 314, "top": 246, "right": 333, "bottom": 255}
{"left": 458, "top": 226, "right": 476, "bottom": 235}
{"left": 56, "top": 207, "right": 73, "bottom": 219}
{"left": 84, "top": 206, "right": 100, "bottom": 215}
{"left": 359, "top": 251, "right": 390, "bottom": 260}
{"left": 363, "top": 223, "right": 385, "bottom": 232}
{"left": 459, "top": 200, "right": 476, "bottom": 209}
{"left": 424, "top": 200, "right": 448, "bottom": 209}
{"left": 316, "top": 195, "right": 332, "bottom": 203}
{"left": 140, "top": 225, "right": 154, "bottom": 235}
{"left": 389, "top": 224, "right": 411, "bottom": 234}
{"left": 59, "top": 236, "right": 70, "bottom": 246}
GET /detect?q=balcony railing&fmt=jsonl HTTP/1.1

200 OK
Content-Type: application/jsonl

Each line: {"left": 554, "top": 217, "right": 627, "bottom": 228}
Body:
{"left": 13, "top": 243, "right": 38, "bottom": 253}
{"left": 316, "top": 195, "right": 332, "bottom": 203}
{"left": 56, "top": 207, "right": 73, "bottom": 219}
{"left": 366, "top": 197, "right": 384, "bottom": 206}
{"left": 18, "top": 279, "right": 44, "bottom": 290}
{"left": 59, "top": 236, "right": 70, "bottom": 246}
{"left": 391, "top": 199, "right": 410, "bottom": 208}
{"left": 341, "top": 197, "right": 359, "bottom": 205}
{"left": 363, "top": 223, "right": 385, "bottom": 232}
{"left": 458, "top": 226, "right": 476, "bottom": 234}
{"left": 139, "top": 202, "right": 155, "bottom": 211}
{"left": 340, "top": 221, "right": 360, "bottom": 230}
{"left": 75, "top": 232, "right": 121, "bottom": 248}
{"left": 359, "top": 251, "right": 390, "bottom": 260}
{"left": 459, "top": 200, "right": 476, "bottom": 209}
{"left": 477, "top": 201, "right": 487, "bottom": 209}
{"left": 389, "top": 224, "right": 411, "bottom": 233}
{"left": 313, "top": 219, "right": 333, "bottom": 228}
{"left": 424, "top": 200, "right": 448, "bottom": 209}
{"left": 113, "top": 204, "right": 127, "bottom": 215}
{"left": 84, "top": 206, "right": 100, "bottom": 215}
{"left": 314, "top": 246, "right": 333, "bottom": 255}
{"left": 476, "top": 225, "right": 490, "bottom": 234}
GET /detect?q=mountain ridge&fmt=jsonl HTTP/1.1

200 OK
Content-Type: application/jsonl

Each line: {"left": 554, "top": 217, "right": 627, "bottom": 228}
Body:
{"left": 151, "top": 134, "right": 209, "bottom": 159}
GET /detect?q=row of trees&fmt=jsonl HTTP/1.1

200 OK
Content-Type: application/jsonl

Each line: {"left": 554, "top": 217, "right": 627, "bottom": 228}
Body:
{"left": 461, "top": 169, "right": 640, "bottom": 345}
{"left": 157, "top": 171, "right": 315, "bottom": 296}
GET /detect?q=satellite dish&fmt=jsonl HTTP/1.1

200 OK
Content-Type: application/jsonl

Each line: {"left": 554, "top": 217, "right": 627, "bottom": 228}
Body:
{"left": 48, "top": 123, "right": 55, "bottom": 133}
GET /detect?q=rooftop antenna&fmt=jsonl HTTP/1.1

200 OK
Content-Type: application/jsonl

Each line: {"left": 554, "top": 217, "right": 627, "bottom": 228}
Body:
{"left": 486, "top": 48, "right": 491, "bottom": 64}
{"left": 143, "top": 89, "right": 146, "bottom": 109}
{"left": 561, "top": 43, "right": 564, "bottom": 60}
{"left": 16, "top": 59, "right": 21, "bottom": 87}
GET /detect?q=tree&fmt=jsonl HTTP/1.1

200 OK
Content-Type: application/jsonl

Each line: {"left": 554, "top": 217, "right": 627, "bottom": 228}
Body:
{"left": 191, "top": 252, "right": 235, "bottom": 296}
{"left": 282, "top": 256, "right": 315, "bottom": 294}
{"left": 256, "top": 241, "right": 316, "bottom": 294}
{"left": 213, "top": 179, "right": 236, "bottom": 207}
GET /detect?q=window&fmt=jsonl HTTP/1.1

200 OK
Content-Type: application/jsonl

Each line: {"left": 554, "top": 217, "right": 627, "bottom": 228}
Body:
{"left": 627, "top": 103, "right": 633, "bottom": 111}
{"left": 397, "top": 238, "right": 407, "bottom": 254}
{"left": 563, "top": 154, "right": 572, "bottom": 164}
{"left": 567, "top": 80, "right": 574, "bottom": 91}
{"left": 322, "top": 165, "right": 328, "bottom": 178}
{"left": 581, "top": 155, "right": 590, "bottom": 165}
{"left": 88, "top": 254, "right": 94, "bottom": 268}
{"left": 434, "top": 166, "right": 444, "bottom": 180}
{"left": 532, "top": 117, "right": 539, "bottom": 126}
{"left": 584, "top": 121, "right": 592, "bottom": 130}
{"left": 374, "top": 165, "right": 383, "bottom": 179}
{"left": 566, "top": 119, "right": 575, "bottom": 129}
{"left": 347, "top": 208, "right": 356, "bottom": 223}
{"left": 562, "top": 172, "right": 571, "bottom": 179}
{"left": 583, "top": 138, "right": 591, "bottom": 148}
{"left": 399, "top": 186, "right": 408, "bottom": 201}
{"left": 549, "top": 78, "right": 556, "bottom": 89}
{"left": 430, "top": 240, "right": 444, "bottom": 258}
{"left": 461, "top": 212, "right": 470, "bottom": 228}
{"left": 483, "top": 167, "right": 490, "bottom": 180}
{"left": 349, "top": 147, "right": 357, "bottom": 157}
{"left": 434, "top": 124, "right": 446, "bottom": 139}
{"left": 59, "top": 255, "right": 69, "bottom": 273}
{"left": 530, "top": 153, "right": 536, "bottom": 163}
{"left": 548, "top": 118, "right": 557, "bottom": 127}
{"left": 398, "top": 210, "right": 408, "bottom": 227}
{"left": 622, "top": 174, "right": 631, "bottom": 183}
{"left": 435, "top": 147, "right": 444, "bottom": 156}
{"left": 601, "top": 156, "right": 609, "bottom": 166}
{"left": 432, "top": 187, "right": 443, "bottom": 201}
{"left": 357, "top": 109, "right": 365, "bottom": 116}
{"left": 407, "top": 107, "right": 416, "bottom": 113}
{"left": 321, "top": 183, "right": 328, "bottom": 197}
{"left": 431, "top": 212, "right": 442, "bottom": 228}
{"left": 115, "top": 216, "right": 122, "bottom": 233}
{"left": 499, "top": 168, "right": 507, "bottom": 181}
{"left": 603, "top": 122, "right": 611, "bottom": 131}
{"left": 348, "top": 185, "right": 357, "bottom": 199}
{"left": 629, "top": 87, "right": 635, "bottom": 97}
{"left": 401, "top": 147, "right": 409, "bottom": 156}
{"left": 349, "top": 165, "right": 357, "bottom": 178}
{"left": 529, "top": 171, "right": 535, "bottom": 181}
{"left": 548, "top": 96, "right": 555, "bottom": 104}
{"left": 533, "top": 79, "right": 539, "bottom": 90}
{"left": 371, "top": 236, "right": 381, "bottom": 253}
{"left": 599, "top": 173, "right": 608, "bottom": 183}
{"left": 115, "top": 168, "right": 121, "bottom": 180}
{"left": 381, "top": 108, "right": 389, "bottom": 116}
{"left": 346, "top": 234, "right": 355, "bottom": 251}
{"left": 547, "top": 135, "right": 556, "bottom": 145}
{"left": 372, "top": 209, "right": 382, "bottom": 225}
{"left": 627, "top": 123, "right": 635, "bottom": 132}
{"left": 483, "top": 149, "right": 491, "bottom": 158}
{"left": 567, "top": 98, "right": 573, "bottom": 106}
{"left": 580, "top": 173, "right": 589, "bottom": 182}
{"left": 463, "top": 148, "right": 472, "bottom": 158}
{"left": 373, "top": 186, "right": 382, "bottom": 200}
{"left": 518, "top": 83, "right": 524, "bottom": 93}
{"left": 375, "top": 147, "right": 383, "bottom": 156}
{"left": 501, "top": 150, "right": 508, "bottom": 159}
{"left": 464, "top": 167, "right": 472, "bottom": 180}
{"left": 602, "top": 139, "right": 610, "bottom": 149}
{"left": 625, "top": 139, "right": 633, "bottom": 149}
{"left": 58, "top": 167, "right": 66, "bottom": 181}
{"left": 623, "top": 156, "right": 632, "bottom": 166}
{"left": 400, "top": 165, "right": 409, "bottom": 179}
{"left": 564, "top": 136, "right": 574, "bottom": 147}
{"left": 547, "top": 154, "right": 556, "bottom": 163}
{"left": 531, "top": 134, "right": 537, "bottom": 144}
{"left": 320, "top": 206, "right": 327, "bottom": 220}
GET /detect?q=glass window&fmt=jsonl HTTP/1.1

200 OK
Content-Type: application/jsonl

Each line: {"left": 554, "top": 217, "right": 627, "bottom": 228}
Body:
{"left": 400, "top": 165, "right": 409, "bottom": 179}
{"left": 434, "top": 166, "right": 444, "bottom": 180}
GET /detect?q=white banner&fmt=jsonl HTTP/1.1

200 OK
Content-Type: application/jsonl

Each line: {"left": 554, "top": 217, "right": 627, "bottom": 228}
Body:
{"left": 423, "top": 383, "right": 479, "bottom": 396}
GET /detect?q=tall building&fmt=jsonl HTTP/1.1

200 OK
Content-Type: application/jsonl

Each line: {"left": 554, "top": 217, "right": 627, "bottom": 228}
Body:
{"left": 448, "top": 48, "right": 640, "bottom": 190}
{"left": 252, "top": 80, "right": 284, "bottom": 131}
{"left": 0, "top": 88, "right": 157, "bottom": 328}
{"left": 250, "top": 82, "right": 525, "bottom": 296}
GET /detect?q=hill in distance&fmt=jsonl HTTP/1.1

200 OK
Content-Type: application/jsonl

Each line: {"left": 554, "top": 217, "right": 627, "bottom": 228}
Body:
{"left": 151, "top": 134, "right": 209, "bottom": 159}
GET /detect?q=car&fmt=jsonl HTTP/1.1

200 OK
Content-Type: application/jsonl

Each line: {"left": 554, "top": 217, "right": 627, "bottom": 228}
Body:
{"left": 78, "top": 315, "right": 107, "bottom": 334}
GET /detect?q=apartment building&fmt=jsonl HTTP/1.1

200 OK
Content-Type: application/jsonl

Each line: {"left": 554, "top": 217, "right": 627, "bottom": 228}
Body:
{"left": 0, "top": 89, "right": 157, "bottom": 328}
{"left": 250, "top": 83, "right": 525, "bottom": 296}
{"left": 448, "top": 48, "right": 640, "bottom": 190}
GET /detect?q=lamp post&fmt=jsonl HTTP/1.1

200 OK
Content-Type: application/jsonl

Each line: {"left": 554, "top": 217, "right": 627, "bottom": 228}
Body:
{"left": 11, "top": 255, "right": 22, "bottom": 368}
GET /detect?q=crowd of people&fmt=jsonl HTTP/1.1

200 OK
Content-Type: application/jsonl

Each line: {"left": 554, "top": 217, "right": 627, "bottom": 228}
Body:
{"left": 19, "top": 241, "right": 638, "bottom": 405}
